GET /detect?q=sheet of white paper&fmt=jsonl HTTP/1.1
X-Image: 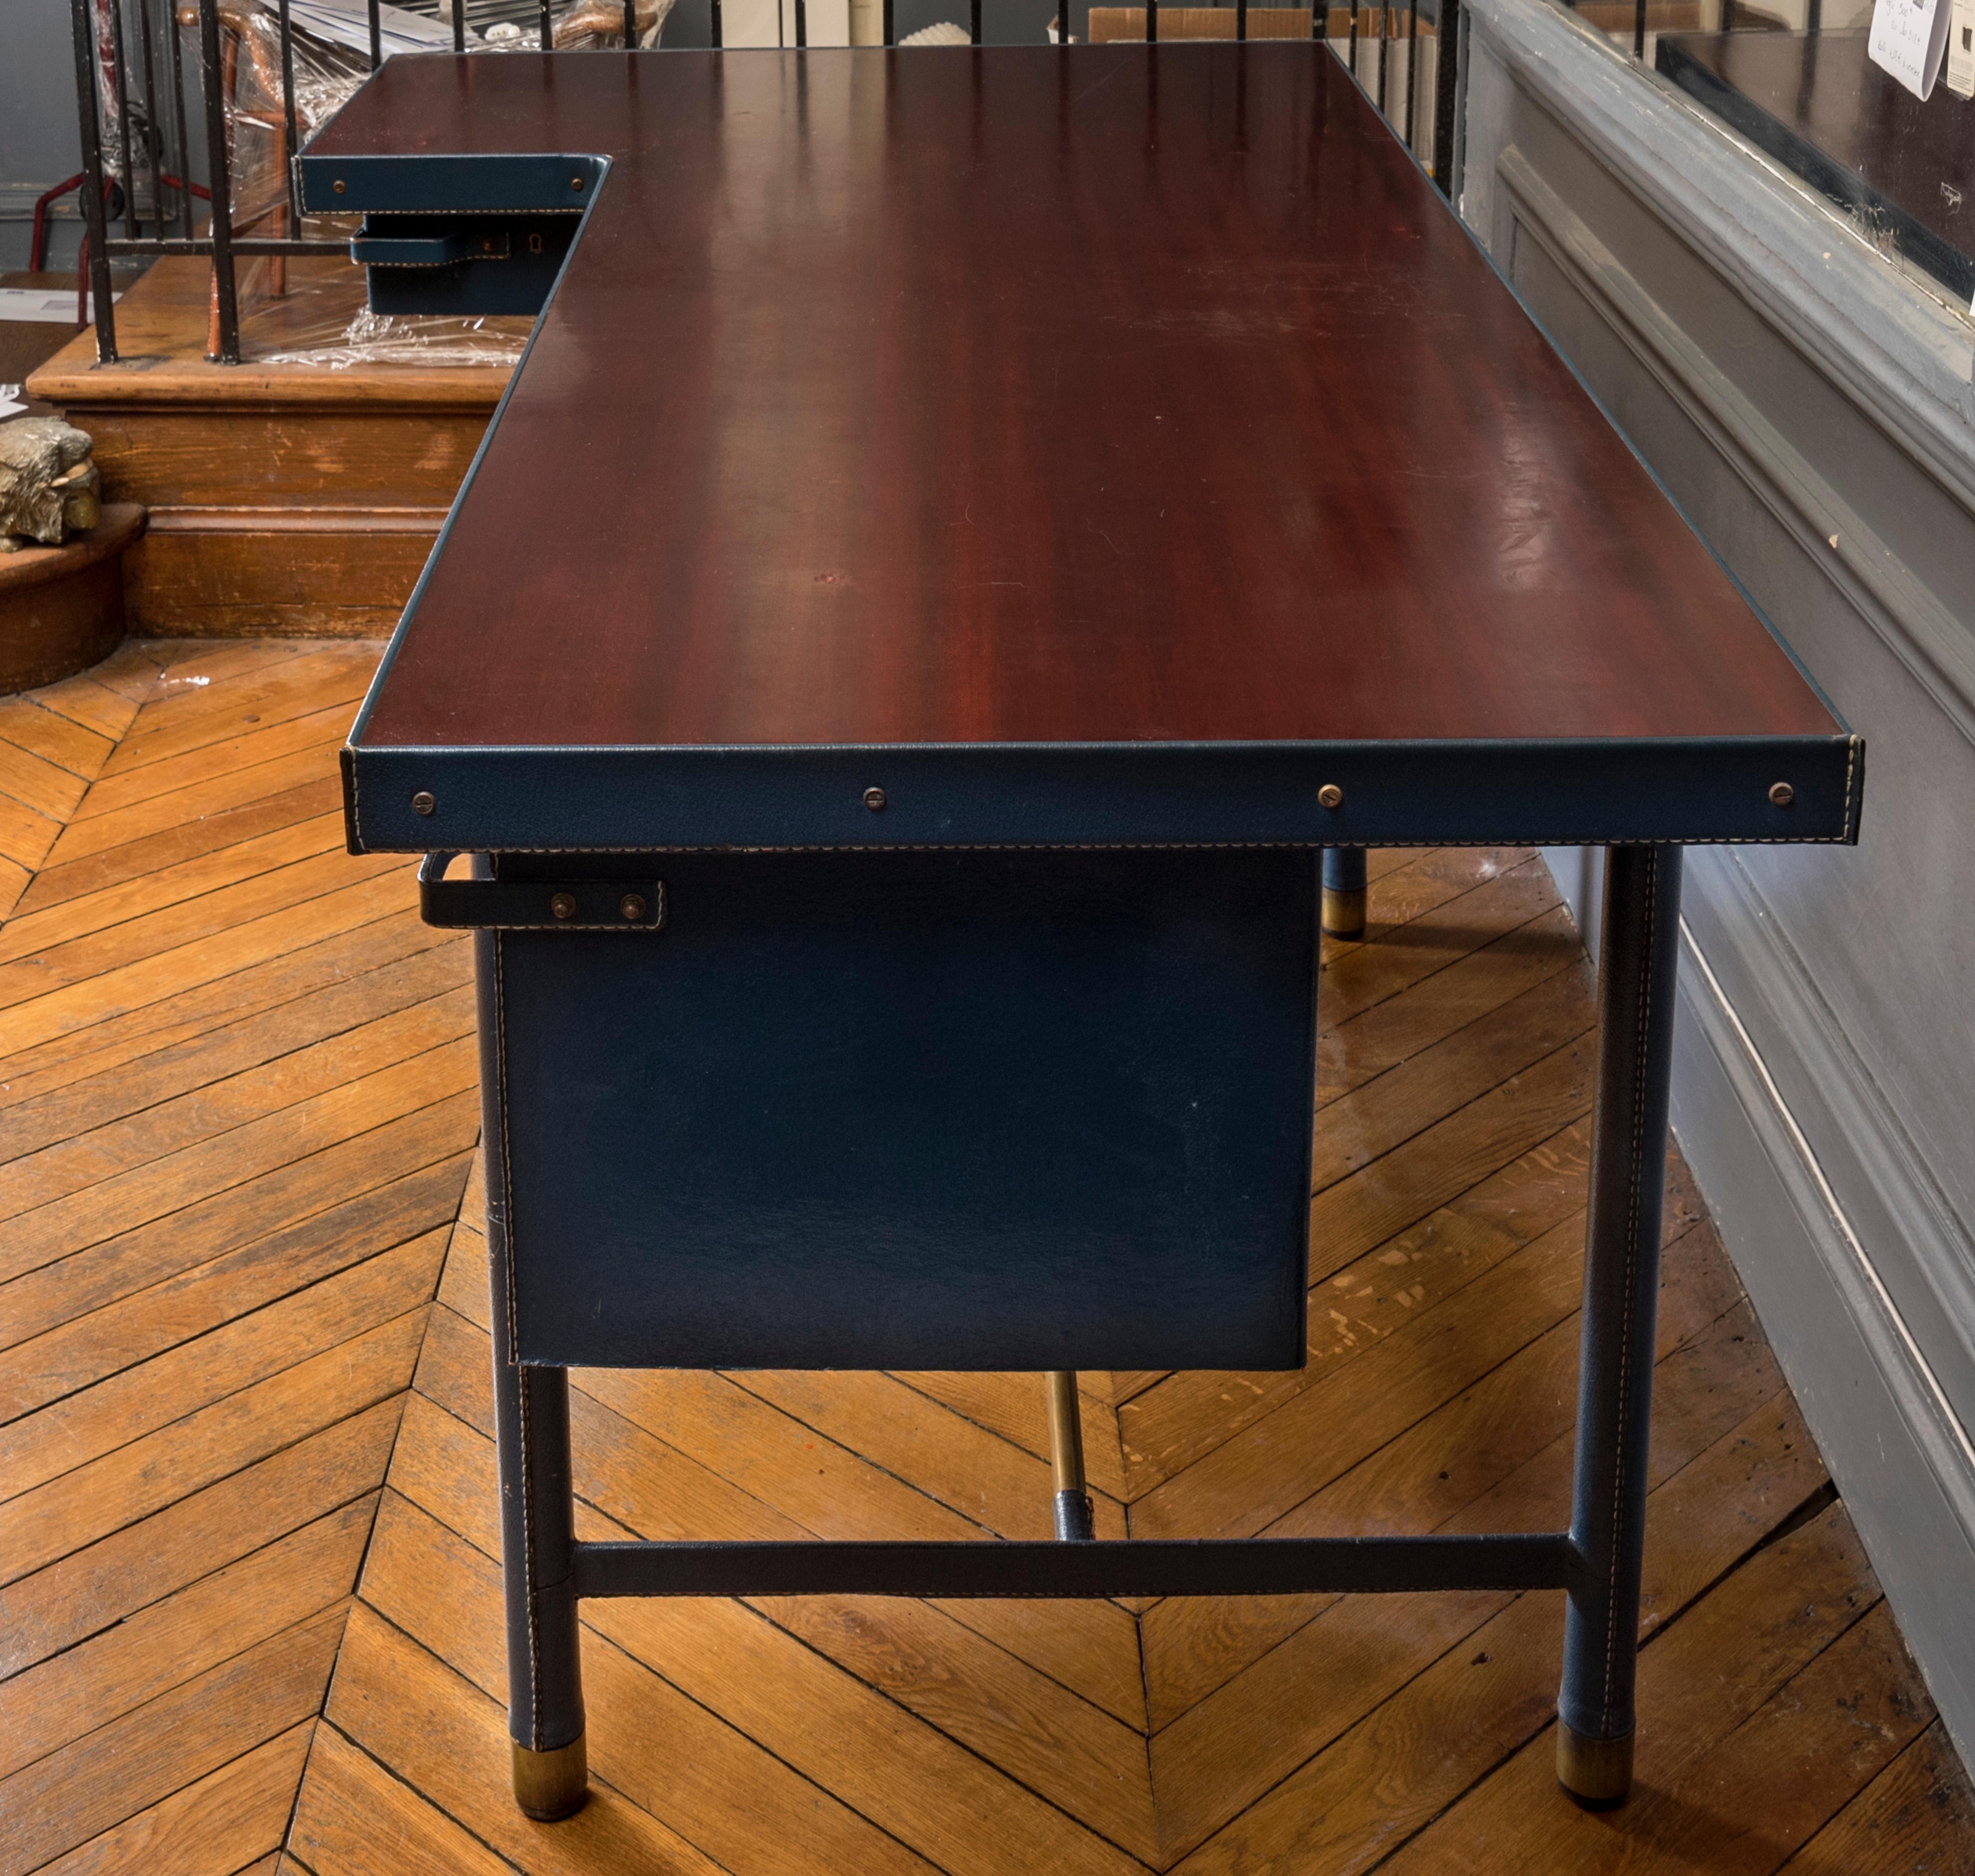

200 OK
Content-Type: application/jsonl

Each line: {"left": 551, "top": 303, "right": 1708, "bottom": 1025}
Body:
{"left": 0, "top": 288, "right": 120, "bottom": 324}
{"left": 1946, "top": 0, "right": 1975, "bottom": 94}
{"left": 0, "top": 395, "right": 28, "bottom": 421}
{"left": 1870, "top": 0, "right": 1952, "bottom": 99}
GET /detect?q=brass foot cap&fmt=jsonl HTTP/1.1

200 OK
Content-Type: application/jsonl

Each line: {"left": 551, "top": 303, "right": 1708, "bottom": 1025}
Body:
{"left": 1556, "top": 1722, "right": 1632, "bottom": 1810}
{"left": 1322, "top": 886, "right": 1368, "bottom": 941}
{"left": 513, "top": 1735, "right": 589, "bottom": 1820}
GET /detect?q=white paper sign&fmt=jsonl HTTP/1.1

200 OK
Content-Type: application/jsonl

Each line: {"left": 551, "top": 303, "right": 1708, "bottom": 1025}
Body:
{"left": 0, "top": 288, "right": 119, "bottom": 325}
{"left": 1946, "top": 0, "right": 1975, "bottom": 95}
{"left": 1870, "top": 0, "right": 1953, "bottom": 100}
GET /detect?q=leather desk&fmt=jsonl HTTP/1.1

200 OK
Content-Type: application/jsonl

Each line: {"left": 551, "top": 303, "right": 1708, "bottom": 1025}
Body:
{"left": 303, "top": 43, "right": 1863, "bottom": 1821}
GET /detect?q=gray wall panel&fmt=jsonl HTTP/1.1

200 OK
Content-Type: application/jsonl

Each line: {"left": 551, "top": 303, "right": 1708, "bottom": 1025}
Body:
{"left": 1462, "top": 0, "right": 1975, "bottom": 1767}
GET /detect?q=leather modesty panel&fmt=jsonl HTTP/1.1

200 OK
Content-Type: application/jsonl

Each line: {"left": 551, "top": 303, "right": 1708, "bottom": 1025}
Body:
{"left": 493, "top": 847, "right": 1317, "bottom": 1372}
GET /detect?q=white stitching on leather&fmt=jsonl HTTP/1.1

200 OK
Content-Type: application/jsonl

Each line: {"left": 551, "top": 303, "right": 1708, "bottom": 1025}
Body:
{"left": 378, "top": 833, "right": 1856, "bottom": 855}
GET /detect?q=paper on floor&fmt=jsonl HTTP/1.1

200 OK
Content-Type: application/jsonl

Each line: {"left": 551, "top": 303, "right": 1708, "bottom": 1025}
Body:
{"left": 0, "top": 287, "right": 119, "bottom": 325}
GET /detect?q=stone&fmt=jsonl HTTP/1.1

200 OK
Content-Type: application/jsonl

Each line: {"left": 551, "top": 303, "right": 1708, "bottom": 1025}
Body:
{"left": 0, "top": 417, "right": 103, "bottom": 553}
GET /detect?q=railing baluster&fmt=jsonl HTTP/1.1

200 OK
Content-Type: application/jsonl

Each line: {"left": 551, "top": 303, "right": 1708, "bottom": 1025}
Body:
{"left": 710, "top": 0, "right": 722, "bottom": 47}
{"left": 1405, "top": 0, "right": 1418, "bottom": 149}
{"left": 137, "top": 0, "right": 165, "bottom": 237}
{"left": 884, "top": 0, "right": 894, "bottom": 45}
{"left": 279, "top": 0, "right": 301, "bottom": 229}
{"left": 369, "top": 0, "right": 383, "bottom": 66}
{"left": 1237, "top": 0, "right": 1247, "bottom": 41}
{"left": 970, "top": 0, "right": 980, "bottom": 42}
{"left": 539, "top": 0, "right": 552, "bottom": 47}
{"left": 168, "top": 0, "right": 193, "bottom": 235}
{"left": 70, "top": 0, "right": 119, "bottom": 359}
{"left": 195, "top": 0, "right": 241, "bottom": 361}
{"left": 107, "top": 0, "right": 140, "bottom": 237}
{"left": 1431, "top": 0, "right": 1459, "bottom": 193}
{"left": 1147, "top": 0, "right": 1157, "bottom": 42}
{"left": 624, "top": 0, "right": 637, "bottom": 43}
{"left": 457, "top": 0, "right": 469, "bottom": 51}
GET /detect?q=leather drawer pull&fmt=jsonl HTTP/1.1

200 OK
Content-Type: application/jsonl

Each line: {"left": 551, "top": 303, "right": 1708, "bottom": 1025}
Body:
{"left": 418, "top": 853, "right": 664, "bottom": 930}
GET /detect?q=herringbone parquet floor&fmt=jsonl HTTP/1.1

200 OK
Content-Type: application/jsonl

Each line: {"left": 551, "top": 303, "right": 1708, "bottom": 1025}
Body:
{"left": 1, "top": 639, "right": 1969, "bottom": 1876}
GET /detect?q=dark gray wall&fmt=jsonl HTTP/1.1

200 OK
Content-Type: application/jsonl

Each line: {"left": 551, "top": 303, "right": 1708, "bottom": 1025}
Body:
{"left": 1463, "top": 0, "right": 1975, "bottom": 1768}
{"left": 2, "top": 3, "right": 88, "bottom": 269}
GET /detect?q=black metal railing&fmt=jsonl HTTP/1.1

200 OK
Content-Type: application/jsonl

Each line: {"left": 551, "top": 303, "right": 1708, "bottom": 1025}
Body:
{"left": 69, "top": 0, "right": 1462, "bottom": 368}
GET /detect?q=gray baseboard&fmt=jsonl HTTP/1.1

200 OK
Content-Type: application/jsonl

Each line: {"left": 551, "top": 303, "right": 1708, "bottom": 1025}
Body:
{"left": 1669, "top": 860, "right": 1975, "bottom": 1765}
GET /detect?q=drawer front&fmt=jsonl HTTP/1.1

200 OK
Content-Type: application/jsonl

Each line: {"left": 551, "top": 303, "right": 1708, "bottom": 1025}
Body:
{"left": 492, "top": 847, "right": 1316, "bottom": 1372}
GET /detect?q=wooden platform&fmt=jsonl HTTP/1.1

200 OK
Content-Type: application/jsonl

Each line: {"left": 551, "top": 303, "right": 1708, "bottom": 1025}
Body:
{"left": 25, "top": 263, "right": 514, "bottom": 639}
{"left": 0, "top": 637, "right": 1968, "bottom": 1876}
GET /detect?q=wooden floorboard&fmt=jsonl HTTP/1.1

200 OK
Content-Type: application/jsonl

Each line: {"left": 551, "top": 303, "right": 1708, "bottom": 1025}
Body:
{"left": 2, "top": 637, "right": 1968, "bottom": 1875}
{"left": 0, "top": 643, "right": 457, "bottom": 1874}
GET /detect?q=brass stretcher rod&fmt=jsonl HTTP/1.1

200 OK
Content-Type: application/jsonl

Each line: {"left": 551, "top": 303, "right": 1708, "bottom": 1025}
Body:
{"left": 1047, "top": 1369, "right": 1097, "bottom": 1542}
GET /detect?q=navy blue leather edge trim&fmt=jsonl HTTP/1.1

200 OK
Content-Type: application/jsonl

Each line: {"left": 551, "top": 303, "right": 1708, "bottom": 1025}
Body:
{"left": 343, "top": 733, "right": 1862, "bottom": 851}
{"left": 297, "top": 150, "right": 607, "bottom": 215}
{"left": 338, "top": 744, "right": 361, "bottom": 855}
{"left": 569, "top": 1532, "right": 1580, "bottom": 1598}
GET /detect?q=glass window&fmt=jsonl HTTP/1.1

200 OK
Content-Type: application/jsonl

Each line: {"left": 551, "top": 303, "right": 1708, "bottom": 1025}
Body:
{"left": 1560, "top": 0, "right": 1975, "bottom": 311}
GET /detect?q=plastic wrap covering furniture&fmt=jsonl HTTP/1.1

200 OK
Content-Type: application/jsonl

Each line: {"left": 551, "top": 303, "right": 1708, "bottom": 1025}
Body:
{"left": 244, "top": 261, "right": 534, "bottom": 366}
{"left": 172, "top": 0, "right": 371, "bottom": 232}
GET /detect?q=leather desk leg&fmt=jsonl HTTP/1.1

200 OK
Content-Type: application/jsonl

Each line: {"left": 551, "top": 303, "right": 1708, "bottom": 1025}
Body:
{"left": 1556, "top": 845, "right": 1684, "bottom": 1807}
{"left": 1321, "top": 846, "right": 1368, "bottom": 940}
{"left": 481, "top": 927, "right": 589, "bottom": 1820}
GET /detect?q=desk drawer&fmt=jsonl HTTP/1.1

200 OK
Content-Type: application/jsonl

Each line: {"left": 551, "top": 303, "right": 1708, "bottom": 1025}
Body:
{"left": 487, "top": 848, "right": 1316, "bottom": 1372}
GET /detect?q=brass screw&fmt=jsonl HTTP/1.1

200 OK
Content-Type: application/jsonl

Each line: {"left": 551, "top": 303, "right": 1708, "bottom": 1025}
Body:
{"left": 1318, "top": 784, "right": 1345, "bottom": 810}
{"left": 1769, "top": 782, "right": 1795, "bottom": 807}
{"left": 550, "top": 892, "right": 578, "bottom": 920}
{"left": 333, "top": 179, "right": 346, "bottom": 194}
{"left": 571, "top": 176, "right": 585, "bottom": 190}
{"left": 620, "top": 893, "right": 646, "bottom": 921}
{"left": 411, "top": 791, "right": 436, "bottom": 816}
{"left": 864, "top": 786, "right": 887, "bottom": 812}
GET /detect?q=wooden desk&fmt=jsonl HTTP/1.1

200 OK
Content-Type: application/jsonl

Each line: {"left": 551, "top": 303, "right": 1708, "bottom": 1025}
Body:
{"left": 302, "top": 43, "right": 1862, "bottom": 1825}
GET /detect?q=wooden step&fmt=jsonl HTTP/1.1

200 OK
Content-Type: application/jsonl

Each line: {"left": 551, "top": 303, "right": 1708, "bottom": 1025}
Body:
{"left": 27, "top": 262, "right": 514, "bottom": 638}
